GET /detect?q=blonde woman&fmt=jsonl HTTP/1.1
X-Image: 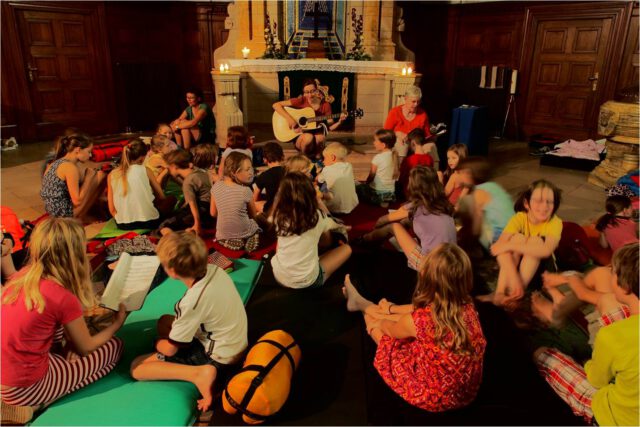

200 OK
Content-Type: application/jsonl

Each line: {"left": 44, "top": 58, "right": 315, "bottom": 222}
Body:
{"left": 1, "top": 218, "right": 126, "bottom": 424}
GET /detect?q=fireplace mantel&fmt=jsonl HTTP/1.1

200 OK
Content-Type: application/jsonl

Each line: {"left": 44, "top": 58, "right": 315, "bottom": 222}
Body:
{"left": 225, "top": 59, "right": 407, "bottom": 75}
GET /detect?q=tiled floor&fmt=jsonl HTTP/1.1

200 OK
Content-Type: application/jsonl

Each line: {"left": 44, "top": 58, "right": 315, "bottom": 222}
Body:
{"left": 1, "top": 132, "right": 606, "bottom": 231}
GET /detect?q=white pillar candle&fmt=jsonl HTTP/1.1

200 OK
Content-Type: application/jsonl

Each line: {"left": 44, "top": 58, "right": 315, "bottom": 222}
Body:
{"left": 402, "top": 67, "right": 407, "bottom": 76}
{"left": 407, "top": 67, "right": 413, "bottom": 75}
{"left": 224, "top": 64, "right": 229, "bottom": 72}
{"left": 219, "top": 64, "right": 224, "bottom": 73}
{"left": 242, "top": 47, "right": 250, "bottom": 59}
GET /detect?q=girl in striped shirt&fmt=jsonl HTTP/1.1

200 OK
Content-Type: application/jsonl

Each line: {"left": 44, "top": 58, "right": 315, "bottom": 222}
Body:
{"left": 210, "top": 151, "right": 261, "bottom": 252}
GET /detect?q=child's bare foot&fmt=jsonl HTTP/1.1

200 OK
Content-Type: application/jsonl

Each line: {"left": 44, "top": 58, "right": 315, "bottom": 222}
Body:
{"left": 194, "top": 365, "right": 216, "bottom": 412}
{"left": 343, "top": 274, "right": 369, "bottom": 312}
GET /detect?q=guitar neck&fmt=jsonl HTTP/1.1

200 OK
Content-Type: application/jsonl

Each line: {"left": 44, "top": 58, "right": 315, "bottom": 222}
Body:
{"left": 307, "top": 112, "right": 344, "bottom": 123}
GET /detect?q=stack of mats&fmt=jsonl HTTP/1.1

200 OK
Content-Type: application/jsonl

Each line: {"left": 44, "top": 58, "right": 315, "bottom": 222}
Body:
{"left": 31, "top": 258, "right": 263, "bottom": 426}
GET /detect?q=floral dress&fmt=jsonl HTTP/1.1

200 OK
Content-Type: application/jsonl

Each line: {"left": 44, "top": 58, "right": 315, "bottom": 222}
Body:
{"left": 374, "top": 303, "right": 486, "bottom": 411}
{"left": 40, "top": 159, "right": 74, "bottom": 217}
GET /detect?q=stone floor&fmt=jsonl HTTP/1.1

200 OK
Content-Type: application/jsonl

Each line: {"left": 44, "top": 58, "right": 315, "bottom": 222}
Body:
{"left": 1, "top": 129, "right": 606, "bottom": 231}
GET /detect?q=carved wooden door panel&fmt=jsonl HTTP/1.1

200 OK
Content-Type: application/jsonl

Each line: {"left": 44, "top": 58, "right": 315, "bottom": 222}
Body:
{"left": 16, "top": 8, "right": 105, "bottom": 137}
{"left": 524, "top": 18, "right": 613, "bottom": 138}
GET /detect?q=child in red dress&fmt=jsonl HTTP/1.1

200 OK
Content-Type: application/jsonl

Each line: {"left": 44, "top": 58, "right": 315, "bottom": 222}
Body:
{"left": 343, "top": 243, "right": 486, "bottom": 411}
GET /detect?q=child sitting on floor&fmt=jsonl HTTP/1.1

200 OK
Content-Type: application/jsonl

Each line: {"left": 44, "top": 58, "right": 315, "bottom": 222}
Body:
{"left": 595, "top": 195, "right": 638, "bottom": 252}
{"left": 343, "top": 243, "right": 486, "bottom": 412}
{"left": 441, "top": 143, "right": 468, "bottom": 207}
{"left": 108, "top": 139, "right": 170, "bottom": 230}
{"left": 533, "top": 242, "right": 638, "bottom": 426}
{"left": 130, "top": 231, "right": 248, "bottom": 413}
{"left": 398, "top": 128, "right": 434, "bottom": 197}
{"left": 317, "top": 142, "right": 359, "bottom": 215}
{"left": 156, "top": 123, "right": 179, "bottom": 150}
{"left": 159, "top": 150, "right": 214, "bottom": 236}
{"left": 285, "top": 154, "right": 331, "bottom": 214}
{"left": 252, "top": 142, "right": 285, "bottom": 215}
{"left": 144, "top": 135, "right": 174, "bottom": 185}
{"left": 1, "top": 218, "right": 125, "bottom": 424}
{"left": 479, "top": 179, "right": 563, "bottom": 310}
{"left": 361, "top": 166, "right": 457, "bottom": 271}
{"left": 191, "top": 143, "right": 219, "bottom": 185}
{"left": 218, "top": 126, "right": 253, "bottom": 179}
{"left": 270, "top": 172, "right": 352, "bottom": 289}
{"left": 357, "top": 129, "right": 398, "bottom": 207}
{"left": 41, "top": 133, "right": 106, "bottom": 222}
{"left": 456, "top": 156, "right": 514, "bottom": 251}
{"left": 211, "top": 152, "right": 261, "bottom": 252}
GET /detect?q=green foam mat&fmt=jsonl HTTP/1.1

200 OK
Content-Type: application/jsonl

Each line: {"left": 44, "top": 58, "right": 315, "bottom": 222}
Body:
{"left": 31, "top": 258, "right": 263, "bottom": 426}
{"left": 93, "top": 219, "right": 151, "bottom": 239}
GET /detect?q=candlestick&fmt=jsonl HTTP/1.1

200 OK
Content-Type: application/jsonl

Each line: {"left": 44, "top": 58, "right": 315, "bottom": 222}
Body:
{"left": 509, "top": 70, "right": 518, "bottom": 95}
{"left": 401, "top": 67, "right": 407, "bottom": 76}
{"left": 242, "top": 46, "right": 250, "bottom": 59}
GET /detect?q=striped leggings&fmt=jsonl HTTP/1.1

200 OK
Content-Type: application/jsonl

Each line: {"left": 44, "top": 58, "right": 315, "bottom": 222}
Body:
{"left": 1, "top": 331, "right": 123, "bottom": 407}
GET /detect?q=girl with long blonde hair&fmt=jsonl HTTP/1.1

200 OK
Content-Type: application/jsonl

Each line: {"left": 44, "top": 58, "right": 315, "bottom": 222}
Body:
{"left": 343, "top": 243, "right": 486, "bottom": 412}
{"left": 1, "top": 218, "right": 126, "bottom": 424}
{"left": 107, "top": 138, "right": 169, "bottom": 230}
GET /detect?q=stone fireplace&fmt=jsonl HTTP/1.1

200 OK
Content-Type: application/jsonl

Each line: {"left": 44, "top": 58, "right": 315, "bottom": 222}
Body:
{"left": 210, "top": 1, "right": 418, "bottom": 147}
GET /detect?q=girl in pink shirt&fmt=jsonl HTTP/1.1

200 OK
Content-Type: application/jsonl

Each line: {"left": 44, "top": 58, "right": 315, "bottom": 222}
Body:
{"left": 596, "top": 195, "right": 638, "bottom": 252}
{"left": 1, "top": 218, "right": 126, "bottom": 424}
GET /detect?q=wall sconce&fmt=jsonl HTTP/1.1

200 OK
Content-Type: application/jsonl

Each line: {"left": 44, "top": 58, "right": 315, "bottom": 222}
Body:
{"left": 242, "top": 46, "right": 250, "bottom": 59}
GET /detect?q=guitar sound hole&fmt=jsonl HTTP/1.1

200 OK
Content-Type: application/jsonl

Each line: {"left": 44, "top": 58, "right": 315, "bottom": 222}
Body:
{"left": 298, "top": 117, "right": 307, "bottom": 126}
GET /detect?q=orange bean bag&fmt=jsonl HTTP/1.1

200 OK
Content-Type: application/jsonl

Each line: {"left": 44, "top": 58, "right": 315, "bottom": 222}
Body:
{"left": 222, "top": 330, "right": 301, "bottom": 424}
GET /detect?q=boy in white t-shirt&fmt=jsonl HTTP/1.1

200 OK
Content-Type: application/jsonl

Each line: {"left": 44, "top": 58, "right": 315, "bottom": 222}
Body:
{"left": 317, "top": 142, "right": 359, "bottom": 214}
{"left": 130, "top": 231, "right": 248, "bottom": 412}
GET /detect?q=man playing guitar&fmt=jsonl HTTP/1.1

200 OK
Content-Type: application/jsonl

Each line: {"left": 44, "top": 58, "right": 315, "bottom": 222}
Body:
{"left": 272, "top": 78, "right": 346, "bottom": 159}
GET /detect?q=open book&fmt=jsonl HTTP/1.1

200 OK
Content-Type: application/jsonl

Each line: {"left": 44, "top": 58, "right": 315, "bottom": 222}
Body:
{"left": 100, "top": 253, "right": 161, "bottom": 311}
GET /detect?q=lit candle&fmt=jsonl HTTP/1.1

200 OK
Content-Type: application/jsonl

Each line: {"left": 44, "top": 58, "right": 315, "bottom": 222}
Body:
{"left": 401, "top": 67, "right": 407, "bottom": 76}
{"left": 407, "top": 67, "right": 413, "bottom": 75}
{"left": 224, "top": 63, "right": 229, "bottom": 72}
{"left": 242, "top": 46, "right": 250, "bottom": 59}
{"left": 219, "top": 64, "right": 224, "bottom": 73}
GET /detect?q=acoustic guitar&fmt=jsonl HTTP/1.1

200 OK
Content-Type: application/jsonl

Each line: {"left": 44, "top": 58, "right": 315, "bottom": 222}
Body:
{"left": 272, "top": 106, "right": 364, "bottom": 142}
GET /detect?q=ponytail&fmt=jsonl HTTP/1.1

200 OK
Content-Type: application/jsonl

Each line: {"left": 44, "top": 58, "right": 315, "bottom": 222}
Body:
{"left": 117, "top": 138, "right": 148, "bottom": 197}
{"left": 595, "top": 213, "right": 619, "bottom": 232}
{"left": 53, "top": 133, "right": 92, "bottom": 160}
{"left": 596, "top": 195, "right": 631, "bottom": 231}
{"left": 120, "top": 145, "right": 131, "bottom": 196}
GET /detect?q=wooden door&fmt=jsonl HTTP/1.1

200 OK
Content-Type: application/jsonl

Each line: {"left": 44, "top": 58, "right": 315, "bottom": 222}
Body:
{"left": 523, "top": 17, "right": 612, "bottom": 139}
{"left": 15, "top": 7, "right": 109, "bottom": 138}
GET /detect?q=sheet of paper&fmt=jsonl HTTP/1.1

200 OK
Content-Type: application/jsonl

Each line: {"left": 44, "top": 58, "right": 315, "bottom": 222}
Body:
{"left": 100, "top": 253, "right": 160, "bottom": 311}
{"left": 479, "top": 65, "right": 487, "bottom": 88}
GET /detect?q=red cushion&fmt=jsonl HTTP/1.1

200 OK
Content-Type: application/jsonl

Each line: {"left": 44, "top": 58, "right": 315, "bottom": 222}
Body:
{"left": 247, "top": 240, "right": 277, "bottom": 260}
{"left": 210, "top": 240, "right": 247, "bottom": 258}
{"left": 91, "top": 140, "right": 128, "bottom": 162}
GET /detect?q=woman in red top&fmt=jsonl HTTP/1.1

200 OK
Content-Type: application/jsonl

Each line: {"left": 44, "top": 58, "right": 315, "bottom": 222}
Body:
{"left": 384, "top": 85, "right": 432, "bottom": 166}
{"left": 343, "top": 243, "right": 486, "bottom": 411}
{"left": 273, "top": 78, "right": 345, "bottom": 159}
{"left": 1, "top": 218, "right": 126, "bottom": 424}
